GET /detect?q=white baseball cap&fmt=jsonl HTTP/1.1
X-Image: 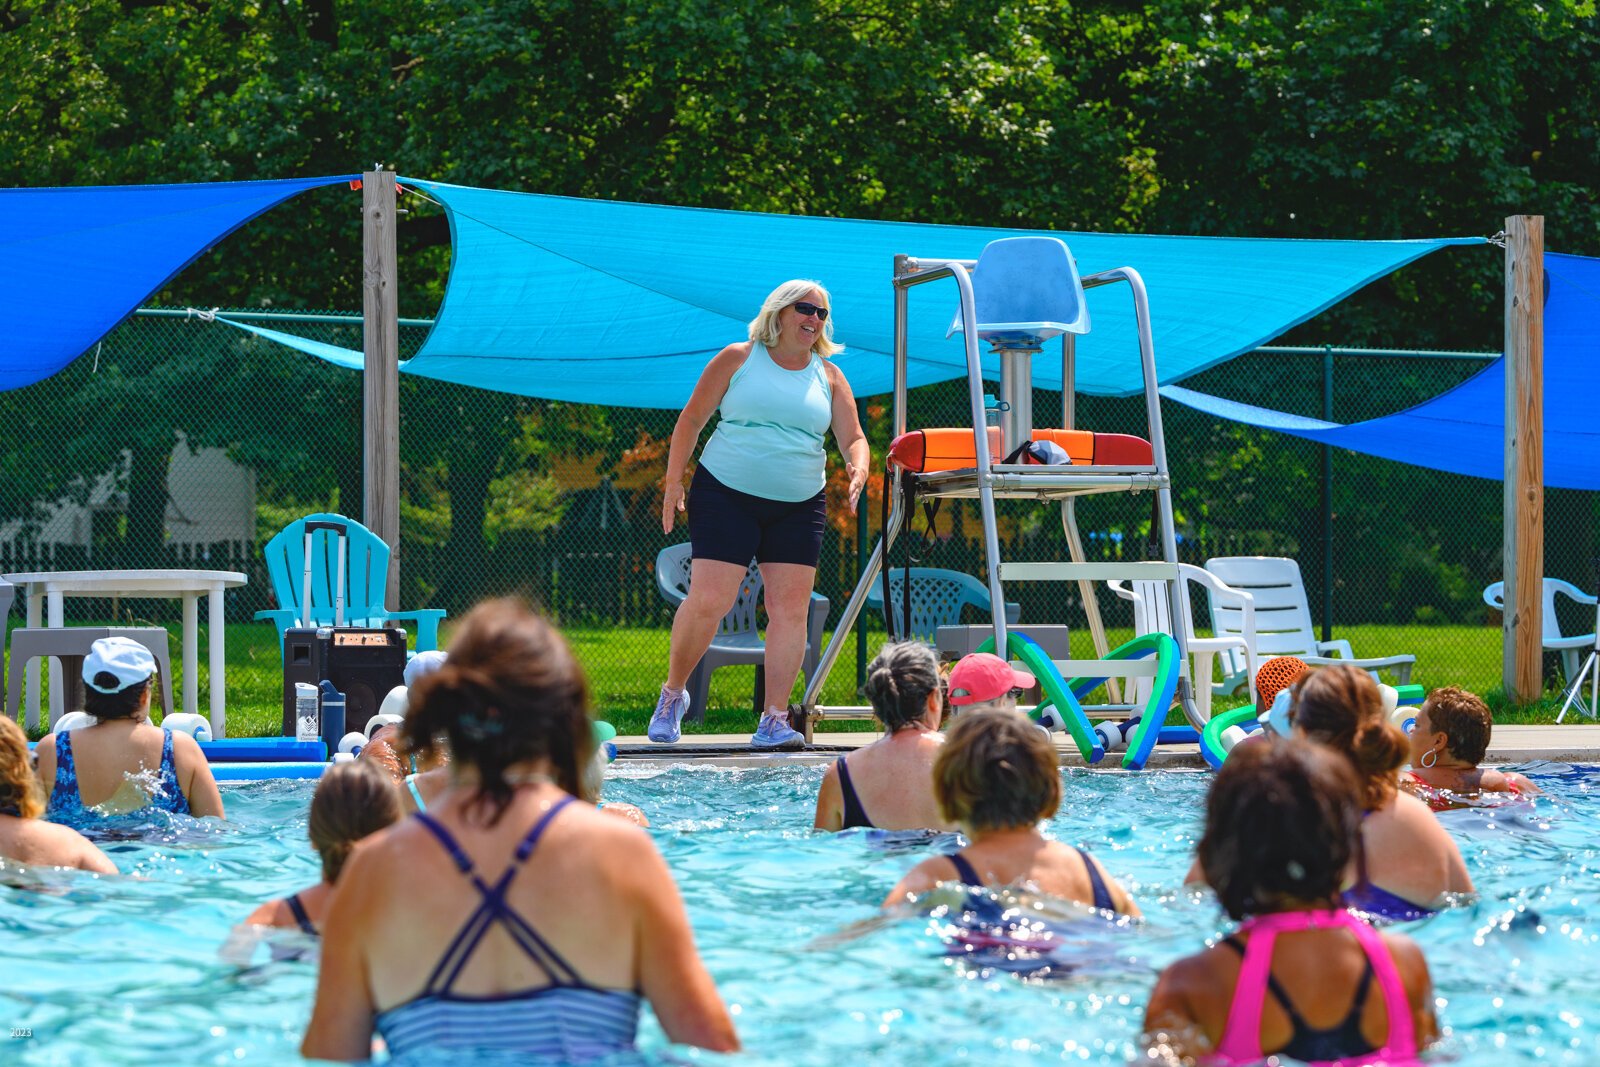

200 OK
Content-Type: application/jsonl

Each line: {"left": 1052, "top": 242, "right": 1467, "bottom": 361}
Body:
{"left": 404, "top": 650, "right": 448, "bottom": 688}
{"left": 83, "top": 637, "right": 157, "bottom": 693}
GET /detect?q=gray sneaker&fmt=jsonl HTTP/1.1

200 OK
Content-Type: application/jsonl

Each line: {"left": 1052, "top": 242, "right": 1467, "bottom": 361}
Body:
{"left": 647, "top": 687, "right": 690, "bottom": 744}
{"left": 751, "top": 713, "right": 805, "bottom": 750}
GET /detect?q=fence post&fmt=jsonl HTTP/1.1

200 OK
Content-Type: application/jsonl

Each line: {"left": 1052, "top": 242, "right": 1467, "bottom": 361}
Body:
{"left": 362, "top": 168, "right": 401, "bottom": 608}
{"left": 1321, "top": 345, "right": 1334, "bottom": 641}
{"left": 1502, "top": 215, "right": 1544, "bottom": 703}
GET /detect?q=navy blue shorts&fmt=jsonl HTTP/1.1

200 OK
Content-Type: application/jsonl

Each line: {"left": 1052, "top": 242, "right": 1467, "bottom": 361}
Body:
{"left": 688, "top": 465, "right": 826, "bottom": 568}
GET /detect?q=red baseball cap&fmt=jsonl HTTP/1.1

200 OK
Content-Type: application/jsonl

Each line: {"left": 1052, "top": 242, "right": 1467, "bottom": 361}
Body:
{"left": 947, "top": 652, "right": 1035, "bottom": 707}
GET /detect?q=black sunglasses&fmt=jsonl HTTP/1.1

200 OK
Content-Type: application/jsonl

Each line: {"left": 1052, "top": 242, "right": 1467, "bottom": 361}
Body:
{"left": 791, "top": 301, "right": 829, "bottom": 321}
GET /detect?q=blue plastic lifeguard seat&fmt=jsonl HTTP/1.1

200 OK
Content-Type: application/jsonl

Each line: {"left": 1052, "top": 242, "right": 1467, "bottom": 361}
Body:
{"left": 951, "top": 236, "right": 1091, "bottom": 346}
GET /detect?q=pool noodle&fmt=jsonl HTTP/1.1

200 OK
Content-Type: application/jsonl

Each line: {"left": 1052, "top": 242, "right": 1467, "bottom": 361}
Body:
{"left": 1065, "top": 631, "right": 1180, "bottom": 771}
{"left": 977, "top": 631, "right": 1104, "bottom": 763}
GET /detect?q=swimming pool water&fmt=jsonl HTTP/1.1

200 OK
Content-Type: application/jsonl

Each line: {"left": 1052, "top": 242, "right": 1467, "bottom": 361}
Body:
{"left": 2, "top": 761, "right": 1597, "bottom": 1065}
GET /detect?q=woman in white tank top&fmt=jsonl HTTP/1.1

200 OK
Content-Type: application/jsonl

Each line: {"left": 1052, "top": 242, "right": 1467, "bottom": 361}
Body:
{"left": 650, "top": 280, "right": 869, "bottom": 750}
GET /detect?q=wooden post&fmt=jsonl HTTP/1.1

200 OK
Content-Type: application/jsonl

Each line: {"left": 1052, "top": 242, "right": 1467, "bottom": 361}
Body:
{"left": 1503, "top": 215, "right": 1544, "bottom": 703}
{"left": 362, "top": 169, "right": 401, "bottom": 609}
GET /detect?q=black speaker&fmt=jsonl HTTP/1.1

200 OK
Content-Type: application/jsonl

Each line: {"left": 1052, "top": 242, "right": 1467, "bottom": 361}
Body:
{"left": 280, "top": 627, "right": 408, "bottom": 743}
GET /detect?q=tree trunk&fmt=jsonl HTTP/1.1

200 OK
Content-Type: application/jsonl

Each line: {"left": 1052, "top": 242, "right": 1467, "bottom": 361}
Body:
{"left": 441, "top": 431, "right": 495, "bottom": 614}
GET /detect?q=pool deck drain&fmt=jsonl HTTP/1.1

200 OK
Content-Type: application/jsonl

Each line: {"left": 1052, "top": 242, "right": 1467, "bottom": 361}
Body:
{"left": 615, "top": 724, "right": 1600, "bottom": 769}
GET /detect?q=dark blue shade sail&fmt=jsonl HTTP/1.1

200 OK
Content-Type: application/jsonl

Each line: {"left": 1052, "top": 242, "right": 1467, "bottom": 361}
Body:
{"left": 0, "top": 176, "right": 356, "bottom": 390}
{"left": 1164, "top": 252, "right": 1600, "bottom": 489}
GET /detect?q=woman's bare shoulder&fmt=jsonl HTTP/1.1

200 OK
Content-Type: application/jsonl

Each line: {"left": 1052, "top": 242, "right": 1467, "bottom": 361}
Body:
{"left": 570, "top": 798, "right": 654, "bottom": 847}
{"left": 345, "top": 815, "right": 427, "bottom": 874}
{"left": 168, "top": 728, "right": 207, "bottom": 760}
{"left": 1391, "top": 789, "right": 1449, "bottom": 826}
{"left": 1380, "top": 928, "right": 1432, "bottom": 990}
{"left": 245, "top": 896, "right": 291, "bottom": 927}
{"left": 16, "top": 819, "right": 114, "bottom": 872}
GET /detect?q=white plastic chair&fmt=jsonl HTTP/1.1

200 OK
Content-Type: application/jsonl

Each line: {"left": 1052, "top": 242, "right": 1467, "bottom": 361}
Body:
{"left": 1483, "top": 578, "right": 1598, "bottom": 685}
{"left": 1205, "top": 556, "right": 1415, "bottom": 689}
{"left": 1108, "top": 563, "right": 1259, "bottom": 721}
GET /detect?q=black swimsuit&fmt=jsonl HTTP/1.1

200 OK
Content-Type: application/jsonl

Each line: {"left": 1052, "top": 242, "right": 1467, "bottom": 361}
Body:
{"left": 835, "top": 757, "right": 874, "bottom": 829}
{"left": 283, "top": 893, "right": 317, "bottom": 936}
{"left": 946, "top": 846, "right": 1119, "bottom": 914}
{"left": 1221, "top": 936, "right": 1379, "bottom": 1062}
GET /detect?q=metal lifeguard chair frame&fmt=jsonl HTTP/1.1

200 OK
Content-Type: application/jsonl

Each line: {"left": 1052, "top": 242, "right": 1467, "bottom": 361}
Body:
{"left": 799, "top": 238, "right": 1203, "bottom": 744}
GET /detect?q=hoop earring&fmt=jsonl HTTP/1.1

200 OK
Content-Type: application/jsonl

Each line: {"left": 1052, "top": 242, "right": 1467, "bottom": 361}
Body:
{"left": 1420, "top": 748, "right": 1439, "bottom": 769}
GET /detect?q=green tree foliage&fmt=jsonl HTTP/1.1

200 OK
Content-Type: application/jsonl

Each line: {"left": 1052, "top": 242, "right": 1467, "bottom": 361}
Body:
{"left": 1127, "top": 0, "right": 1600, "bottom": 346}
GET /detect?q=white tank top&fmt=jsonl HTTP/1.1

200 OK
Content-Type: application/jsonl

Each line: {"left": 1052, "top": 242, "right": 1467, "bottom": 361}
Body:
{"left": 698, "top": 345, "right": 833, "bottom": 501}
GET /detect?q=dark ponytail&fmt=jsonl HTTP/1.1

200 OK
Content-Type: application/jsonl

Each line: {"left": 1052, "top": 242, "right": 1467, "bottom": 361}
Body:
{"left": 82, "top": 676, "right": 152, "bottom": 722}
{"left": 862, "top": 641, "right": 941, "bottom": 731}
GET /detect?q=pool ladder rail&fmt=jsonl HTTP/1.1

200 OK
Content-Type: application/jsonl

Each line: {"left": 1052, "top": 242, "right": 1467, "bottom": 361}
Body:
{"left": 798, "top": 237, "right": 1202, "bottom": 754}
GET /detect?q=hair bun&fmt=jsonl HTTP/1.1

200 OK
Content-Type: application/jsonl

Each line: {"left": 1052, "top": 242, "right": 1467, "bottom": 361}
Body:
{"left": 1352, "top": 718, "right": 1408, "bottom": 775}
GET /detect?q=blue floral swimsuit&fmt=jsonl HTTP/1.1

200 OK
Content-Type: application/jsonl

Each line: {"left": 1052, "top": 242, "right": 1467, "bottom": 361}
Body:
{"left": 46, "top": 729, "right": 189, "bottom": 821}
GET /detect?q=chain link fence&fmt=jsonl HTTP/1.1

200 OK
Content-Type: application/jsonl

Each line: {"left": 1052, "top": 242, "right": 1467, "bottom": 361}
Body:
{"left": 2, "top": 308, "right": 1591, "bottom": 726}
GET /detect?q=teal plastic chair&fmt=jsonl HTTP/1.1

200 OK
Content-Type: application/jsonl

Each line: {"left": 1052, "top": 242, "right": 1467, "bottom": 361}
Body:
{"left": 255, "top": 512, "right": 446, "bottom": 654}
{"left": 865, "top": 567, "right": 1021, "bottom": 645}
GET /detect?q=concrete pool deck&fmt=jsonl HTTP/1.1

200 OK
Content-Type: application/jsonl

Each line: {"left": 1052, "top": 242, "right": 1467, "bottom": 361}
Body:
{"left": 614, "top": 723, "right": 1600, "bottom": 768}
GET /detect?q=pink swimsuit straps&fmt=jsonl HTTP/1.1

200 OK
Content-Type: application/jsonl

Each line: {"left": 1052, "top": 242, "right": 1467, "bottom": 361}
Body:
{"left": 1213, "top": 909, "right": 1419, "bottom": 1067}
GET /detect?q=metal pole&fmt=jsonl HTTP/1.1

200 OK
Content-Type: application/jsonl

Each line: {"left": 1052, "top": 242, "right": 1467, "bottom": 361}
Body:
{"left": 1100, "top": 265, "right": 1199, "bottom": 727}
{"left": 1321, "top": 345, "right": 1334, "bottom": 643}
{"left": 362, "top": 169, "right": 401, "bottom": 608}
{"left": 892, "top": 256, "right": 910, "bottom": 439}
{"left": 856, "top": 395, "right": 870, "bottom": 692}
{"left": 1503, "top": 215, "right": 1545, "bottom": 702}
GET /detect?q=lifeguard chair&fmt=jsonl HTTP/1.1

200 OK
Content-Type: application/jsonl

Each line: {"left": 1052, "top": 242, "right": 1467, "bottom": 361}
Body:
{"left": 799, "top": 236, "right": 1199, "bottom": 768}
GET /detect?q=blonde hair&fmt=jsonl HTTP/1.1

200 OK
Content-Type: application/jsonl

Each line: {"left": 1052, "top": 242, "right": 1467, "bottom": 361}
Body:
{"left": 0, "top": 718, "right": 44, "bottom": 820}
{"left": 747, "top": 279, "right": 841, "bottom": 359}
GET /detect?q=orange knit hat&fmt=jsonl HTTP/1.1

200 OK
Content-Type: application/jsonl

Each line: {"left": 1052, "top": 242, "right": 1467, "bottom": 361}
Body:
{"left": 1255, "top": 656, "right": 1310, "bottom": 710}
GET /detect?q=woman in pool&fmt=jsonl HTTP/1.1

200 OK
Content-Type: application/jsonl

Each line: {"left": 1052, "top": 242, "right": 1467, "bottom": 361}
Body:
{"left": 882, "top": 709, "right": 1139, "bottom": 917}
{"left": 1402, "top": 685, "right": 1540, "bottom": 811}
{"left": 814, "top": 641, "right": 954, "bottom": 832}
{"left": 359, "top": 650, "right": 451, "bottom": 789}
{"left": 651, "top": 279, "right": 869, "bottom": 750}
{"left": 302, "top": 599, "right": 738, "bottom": 1061}
{"left": 35, "top": 637, "right": 224, "bottom": 821}
{"left": 0, "top": 717, "right": 116, "bottom": 873}
{"left": 245, "top": 759, "right": 400, "bottom": 935}
{"left": 944, "top": 651, "right": 1035, "bottom": 715}
{"left": 1291, "top": 665, "right": 1473, "bottom": 920}
{"left": 1144, "top": 740, "right": 1437, "bottom": 1064}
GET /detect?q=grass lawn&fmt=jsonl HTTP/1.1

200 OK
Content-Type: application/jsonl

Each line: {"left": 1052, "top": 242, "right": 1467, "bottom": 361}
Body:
{"left": 3, "top": 619, "right": 1584, "bottom": 738}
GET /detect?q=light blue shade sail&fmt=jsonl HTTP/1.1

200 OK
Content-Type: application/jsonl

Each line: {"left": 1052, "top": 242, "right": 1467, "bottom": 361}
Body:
{"left": 0, "top": 176, "right": 356, "bottom": 390}
{"left": 214, "top": 315, "right": 371, "bottom": 371}
{"left": 389, "top": 180, "right": 1482, "bottom": 405}
{"left": 1161, "top": 252, "right": 1600, "bottom": 490}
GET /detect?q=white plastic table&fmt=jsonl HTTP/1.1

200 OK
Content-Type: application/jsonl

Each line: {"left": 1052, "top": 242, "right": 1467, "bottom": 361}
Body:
{"left": 3, "top": 569, "right": 248, "bottom": 737}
